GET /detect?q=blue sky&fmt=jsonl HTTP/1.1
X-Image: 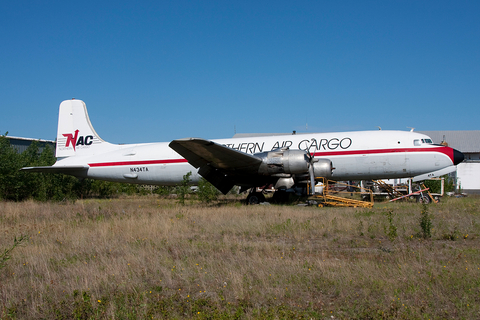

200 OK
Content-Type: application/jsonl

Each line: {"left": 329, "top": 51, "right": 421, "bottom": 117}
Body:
{"left": 1, "top": 1, "right": 479, "bottom": 143}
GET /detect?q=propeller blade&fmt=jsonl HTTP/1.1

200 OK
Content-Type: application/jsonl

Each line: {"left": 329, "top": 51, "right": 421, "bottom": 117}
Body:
{"left": 309, "top": 164, "right": 315, "bottom": 195}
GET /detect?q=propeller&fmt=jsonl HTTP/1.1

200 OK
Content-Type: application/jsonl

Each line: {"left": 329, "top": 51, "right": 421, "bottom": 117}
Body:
{"left": 306, "top": 149, "right": 318, "bottom": 195}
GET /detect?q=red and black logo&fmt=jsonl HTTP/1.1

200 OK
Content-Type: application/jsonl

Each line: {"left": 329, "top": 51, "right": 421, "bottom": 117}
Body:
{"left": 62, "top": 130, "right": 94, "bottom": 151}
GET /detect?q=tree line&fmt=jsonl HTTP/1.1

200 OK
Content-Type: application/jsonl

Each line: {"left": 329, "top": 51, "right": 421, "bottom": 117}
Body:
{"left": 0, "top": 134, "right": 223, "bottom": 202}
{"left": 0, "top": 134, "right": 172, "bottom": 201}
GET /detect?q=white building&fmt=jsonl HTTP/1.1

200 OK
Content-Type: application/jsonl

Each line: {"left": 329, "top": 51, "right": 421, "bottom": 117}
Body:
{"left": 420, "top": 131, "right": 480, "bottom": 194}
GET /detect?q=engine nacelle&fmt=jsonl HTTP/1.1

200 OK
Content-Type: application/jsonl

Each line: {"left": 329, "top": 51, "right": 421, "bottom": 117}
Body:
{"left": 254, "top": 149, "right": 334, "bottom": 180}
{"left": 312, "top": 159, "right": 334, "bottom": 178}
{"left": 255, "top": 149, "right": 309, "bottom": 175}
{"left": 295, "top": 158, "right": 334, "bottom": 182}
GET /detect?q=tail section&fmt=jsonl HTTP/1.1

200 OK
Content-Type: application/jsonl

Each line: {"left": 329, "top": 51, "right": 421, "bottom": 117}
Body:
{"left": 56, "top": 99, "right": 113, "bottom": 158}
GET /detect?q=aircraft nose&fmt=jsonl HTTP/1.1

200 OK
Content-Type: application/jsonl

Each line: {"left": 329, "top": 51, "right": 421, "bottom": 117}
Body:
{"left": 453, "top": 149, "right": 464, "bottom": 165}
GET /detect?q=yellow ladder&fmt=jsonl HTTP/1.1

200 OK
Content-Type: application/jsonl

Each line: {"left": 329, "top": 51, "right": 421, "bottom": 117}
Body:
{"left": 373, "top": 180, "right": 404, "bottom": 199}
{"left": 309, "top": 178, "right": 374, "bottom": 208}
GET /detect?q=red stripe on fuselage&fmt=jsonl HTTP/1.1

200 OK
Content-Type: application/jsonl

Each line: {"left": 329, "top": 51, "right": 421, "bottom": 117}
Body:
{"left": 313, "top": 146, "right": 454, "bottom": 162}
{"left": 87, "top": 146, "right": 454, "bottom": 168}
{"left": 88, "top": 159, "right": 188, "bottom": 167}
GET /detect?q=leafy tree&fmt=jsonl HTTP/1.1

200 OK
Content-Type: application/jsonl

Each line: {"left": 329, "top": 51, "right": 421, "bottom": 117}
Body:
{"left": 197, "top": 178, "right": 219, "bottom": 204}
{"left": 0, "top": 133, "right": 22, "bottom": 200}
{"left": 423, "top": 175, "right": 455, "bottom": 194}
{"left": 0, "top": 135, "right": 83, "bottom": 201}
{"left": 176, "top": 171, "right": 192, "bottom": 205}
{"left": 18, "top": 141, "right": 50, "bottom": 201}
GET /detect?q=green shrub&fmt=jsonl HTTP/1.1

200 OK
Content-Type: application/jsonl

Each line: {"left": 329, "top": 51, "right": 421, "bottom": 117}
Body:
{"left": 197, "top": 178, "right": 219, "bottom": 203}
{"left": 0, "top": 235, "right": 28, "bottom": 270}
{"left": 176, "top": 171, "right": 192, "bottom": 205}
{"left": 384, "top": 210, "right": 398, "bottom": 241}
{"left": 423, "top": 175, "right": 455, "bottom": 194}
{"left": 419, "top": 203, "right": 433, "bottom": 239}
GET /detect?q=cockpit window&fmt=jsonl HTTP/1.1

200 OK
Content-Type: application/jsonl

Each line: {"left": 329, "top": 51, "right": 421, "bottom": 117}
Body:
{"left": 415, "top": 139, "right": 433, "bottom": 146}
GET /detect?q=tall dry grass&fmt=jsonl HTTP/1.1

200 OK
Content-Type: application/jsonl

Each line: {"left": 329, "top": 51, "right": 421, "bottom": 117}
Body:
{"left": 1, "top": 196, "right": 479, "bottom": 319}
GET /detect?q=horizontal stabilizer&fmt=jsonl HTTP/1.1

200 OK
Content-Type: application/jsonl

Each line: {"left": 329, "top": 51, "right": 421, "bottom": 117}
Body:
{"left": 412, "top": 165, "right": 457, "bottom": 182}
{"left": 21, "top": 165, "right": 89, "bottom": 177}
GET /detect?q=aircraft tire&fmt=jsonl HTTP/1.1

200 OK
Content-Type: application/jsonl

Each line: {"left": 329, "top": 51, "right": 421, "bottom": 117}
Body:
{"left": 246, "top": 192, "right": 265, "bottom": 205}
{"left": 417, "top": 195, "right": 431, "bottom": 204}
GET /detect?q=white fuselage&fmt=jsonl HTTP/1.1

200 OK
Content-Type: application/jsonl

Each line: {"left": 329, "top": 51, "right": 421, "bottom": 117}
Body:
{"left": 54, "top": 130, "right": 457, "bottom": 185}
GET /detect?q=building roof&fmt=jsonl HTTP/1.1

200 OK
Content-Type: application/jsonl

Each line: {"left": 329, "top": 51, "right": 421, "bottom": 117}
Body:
{"left": 418, "top": 131, "right": 480, "bottom": 153}
{"left": 4, "top": 136, "right": 56, "bottom": 154}
{"left": 233, "top": 132, "right": 294, "bottom": 138}
{"left": 234, "top": 131, "right": 480, "bottom": 154}
{"left": 6, "top": 136, "right": 55, "bottom": 143}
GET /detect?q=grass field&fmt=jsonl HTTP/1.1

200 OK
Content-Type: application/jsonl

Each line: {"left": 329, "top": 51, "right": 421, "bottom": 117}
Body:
{"left": 1, "top": 195, "right": 479, "bottom": 319}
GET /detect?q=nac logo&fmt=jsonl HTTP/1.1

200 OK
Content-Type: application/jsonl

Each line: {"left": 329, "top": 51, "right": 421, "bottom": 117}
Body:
{"left": 62, "top": 130, "right": 93, "bottom": 151}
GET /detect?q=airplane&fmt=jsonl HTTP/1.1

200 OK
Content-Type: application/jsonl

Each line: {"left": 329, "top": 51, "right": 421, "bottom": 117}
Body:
{"left": 22, "top": 99, "right": 464, "bottom": 204}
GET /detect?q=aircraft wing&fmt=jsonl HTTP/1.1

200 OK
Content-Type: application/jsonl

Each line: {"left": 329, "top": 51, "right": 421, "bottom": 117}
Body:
{"left": 169, "top": 138, "right": 261, "bottom": 170}
{"left": 169, "top": 138, "right": 263, "bottom": 193}
{"left": 21, "top": 165, "right": 89, "bottom": 177}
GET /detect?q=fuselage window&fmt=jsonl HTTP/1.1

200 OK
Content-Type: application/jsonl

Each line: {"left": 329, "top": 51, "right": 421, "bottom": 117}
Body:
{"left": 414, "top": 139, "right": 421, "bottom": 146}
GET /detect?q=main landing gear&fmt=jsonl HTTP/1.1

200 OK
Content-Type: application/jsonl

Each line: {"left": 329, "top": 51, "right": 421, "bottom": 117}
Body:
{"left": 246, "top": 188, "right": 297, "bottom": 204}
{"left": 246, "top": 191, "right": 266, "bottom": 205}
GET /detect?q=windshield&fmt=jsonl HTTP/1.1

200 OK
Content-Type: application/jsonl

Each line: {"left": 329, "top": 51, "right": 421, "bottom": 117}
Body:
{"left": 414, "top": 138, "right": 433, "bottom": 146}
